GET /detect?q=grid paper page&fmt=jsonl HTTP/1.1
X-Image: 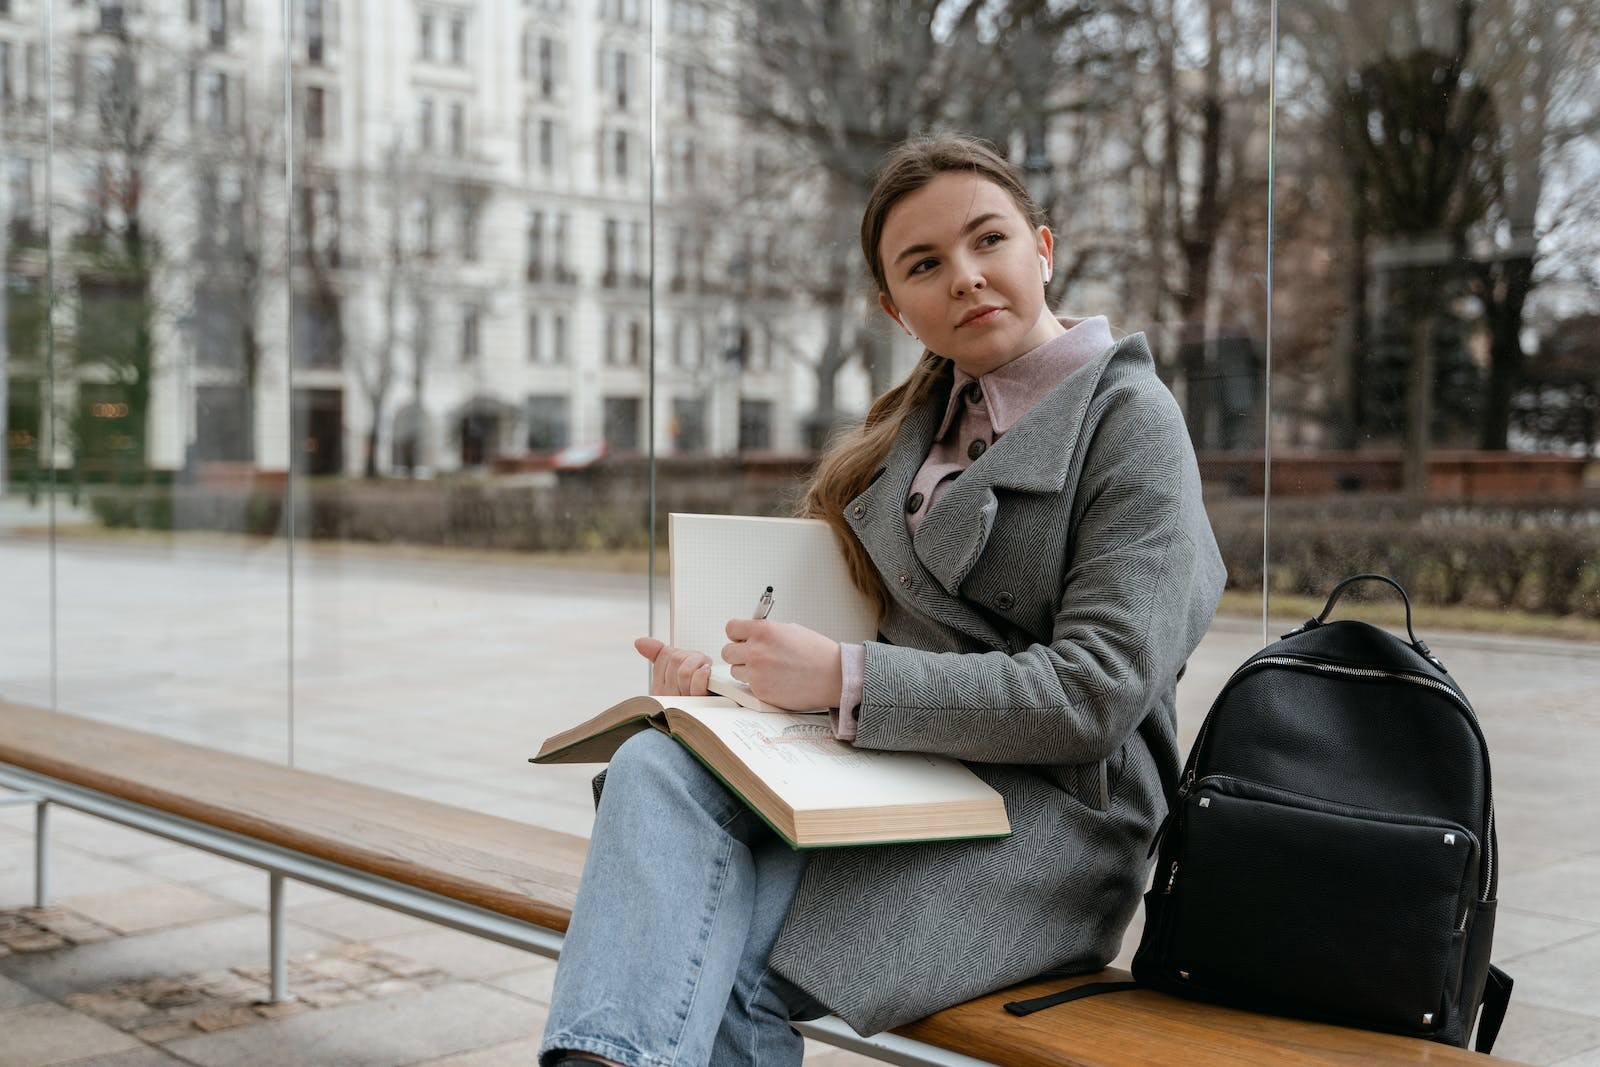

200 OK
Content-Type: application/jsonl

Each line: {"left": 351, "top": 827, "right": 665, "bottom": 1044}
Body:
{"left": 669, "top": 514, "right": 878, "bottom": 660}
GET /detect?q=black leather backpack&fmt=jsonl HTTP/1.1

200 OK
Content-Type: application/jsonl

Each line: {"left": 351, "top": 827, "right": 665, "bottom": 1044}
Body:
{"left": 1011, "top": 575, "right": 1513, "bottom": 1052}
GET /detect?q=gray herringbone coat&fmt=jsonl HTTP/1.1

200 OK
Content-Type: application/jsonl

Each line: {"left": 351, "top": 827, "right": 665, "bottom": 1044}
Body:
{"left": 767, "top": 333, "right": 1226, "bottom": 1035}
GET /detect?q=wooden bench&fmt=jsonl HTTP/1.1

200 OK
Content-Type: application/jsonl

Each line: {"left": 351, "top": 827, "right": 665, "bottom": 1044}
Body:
{"left": 0, "top": 699, "right": 1521, "bottom": 1066}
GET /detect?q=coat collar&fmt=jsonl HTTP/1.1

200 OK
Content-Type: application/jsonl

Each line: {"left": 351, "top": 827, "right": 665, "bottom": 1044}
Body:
{"left": 846, "top": 333, "right": 1151, "bottom": 622}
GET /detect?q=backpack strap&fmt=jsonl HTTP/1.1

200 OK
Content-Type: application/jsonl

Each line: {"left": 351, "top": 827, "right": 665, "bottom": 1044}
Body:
{"left": 1474, "top": 965, "right": 1514, "bottom": 1054}
{"left": 1302, "top": 573, "right": 1446, "bottom": 671}
{"left": 1003, "top": 980, "right": 1141, "bottom": 1016}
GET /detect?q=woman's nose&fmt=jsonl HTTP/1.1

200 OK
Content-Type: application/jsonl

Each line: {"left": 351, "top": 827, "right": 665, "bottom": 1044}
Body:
{"left": 951, "top": 263, "right": 986, "bottom": 296}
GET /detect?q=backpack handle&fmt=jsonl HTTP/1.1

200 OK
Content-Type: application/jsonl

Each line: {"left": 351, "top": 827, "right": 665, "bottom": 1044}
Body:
{"left": 1312, "top": 573, "right": 1446, "bottom": 671}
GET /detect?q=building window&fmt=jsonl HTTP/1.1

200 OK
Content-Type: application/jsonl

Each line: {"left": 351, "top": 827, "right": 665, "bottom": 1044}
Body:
{"left": 98, "top": 1, "right": 126, "bottom": 34}
{"left": 553, "top": 213, "right": 570, "bottom": 280}
{"left": 602, "top": 396, "right": 640, "bottom": 452}
{"left": 602, "top": 218, "right": 618, "bottom": 285}
{"left": 613, "top": 50, "right": 629, "bottom": 110}
{"left": 459, "top": 191, "right": 479, "bottom": 261}
{"left": 418, "top": 12, "right": 434, "bottom": 60}
{"left": 552, "top": 313, "right": 567, "bottom": 362}
{"left": 527, "top": 210, "right": 544, "bottom": 280}
{"left": 448, "top": 102, "right": 465, "bottom": 155}
{"left": 528, "top": 313, "right": 541, "bottom": 362}
{"left": 537, "top": 37, "right": 557, "bottom": 97}
{"left": 461, "top": 304, "right": 480, "bottom": 360}
{"left": 526, "top": 395, "right": 568, "bottom": 450}
{"left": 203, "top": 70, "right": 228, "bottom": 128}
{"left": 306, "top": 0, "right": 325, "bottom": 62}
{"left": 449, "top": 15, "right": 466, "bottom": 65}
{"left": 413, "top": 195, "right": 434, "bottom": 256}
{"left": 292, "top": 292, "right": 342, "bottom": 368}
{"left": 672, "top": 397, "right": 706, "bottom": 454}
{"left": 738, "top": 399, "right": 773, "bottom": 452}
{"left": 305, "top": 86, "right": 326, "bottom": 141}
{"left": 627, "top": 319, "right": 643, "bottom": 366}
{"left": 537, "top": 119, "right": 555, "bottom": 171}
{"left": 204, "top": 0, "right": 227, "bottom": 47}
{"left": 417, "top": 97, "right": 433, "bottom": 150}
{"left": 612, "top": 130, "right": 629, "bottom": 180}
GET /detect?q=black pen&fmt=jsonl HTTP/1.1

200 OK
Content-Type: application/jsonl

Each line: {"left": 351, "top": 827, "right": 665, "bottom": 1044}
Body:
{"left": 753, "top": 586, "right": 774, "bottom": 620}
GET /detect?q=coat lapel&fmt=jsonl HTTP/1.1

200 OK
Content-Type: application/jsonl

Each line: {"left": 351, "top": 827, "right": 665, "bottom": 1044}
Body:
{"left": 911, "top": 337, "right": 1126, "bottom": 594}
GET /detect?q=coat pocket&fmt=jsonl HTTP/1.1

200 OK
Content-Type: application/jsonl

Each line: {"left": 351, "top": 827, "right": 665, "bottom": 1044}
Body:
{"left": 1158, "top": 775, "right": 1477, "bottom": 1034}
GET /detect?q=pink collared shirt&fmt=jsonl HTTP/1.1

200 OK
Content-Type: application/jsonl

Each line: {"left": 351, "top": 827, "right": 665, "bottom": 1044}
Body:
{"left": 832, "top": 316, "right": 1116, "bottom": 739}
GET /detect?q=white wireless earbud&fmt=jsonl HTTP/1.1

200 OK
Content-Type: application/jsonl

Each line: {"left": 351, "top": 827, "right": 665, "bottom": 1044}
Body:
{"left": 1039, "top": 255, "right": 1052, "bottom": 284}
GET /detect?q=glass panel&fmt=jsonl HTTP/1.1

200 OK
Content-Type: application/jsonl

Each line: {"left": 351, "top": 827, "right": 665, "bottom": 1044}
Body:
{"left": 282, "top": 0, "right": 652, "bottom": 838}
{"left": 1273, "top": 2, "right": 1600, "bottom": 1055}
{"left": 650, "top": 0, "right": 1272, "bottom": 717}
{"left": 39, "top": 0, "right": 291, "bottom": 760}
{"left": 0, "top": 1, "right": 51, "bottom": 707}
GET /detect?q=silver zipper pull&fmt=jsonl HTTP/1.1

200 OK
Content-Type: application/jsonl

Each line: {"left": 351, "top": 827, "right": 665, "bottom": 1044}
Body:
{"left": 1164, "top": 860, "right": 1179, "bottom": 894}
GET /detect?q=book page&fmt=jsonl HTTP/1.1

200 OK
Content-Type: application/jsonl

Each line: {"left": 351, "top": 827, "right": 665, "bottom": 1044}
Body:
{"left": 669, "top": 514, "right": 878, "bottom": 667}
{"left": 672, "top": 706, "right": 1001, "bottom": 814}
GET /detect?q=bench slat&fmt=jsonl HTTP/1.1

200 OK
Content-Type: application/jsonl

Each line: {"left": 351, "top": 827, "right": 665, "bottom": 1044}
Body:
{"left": 895, "top": 971, "right": 1523, "bottom": 1066}
{"left": 0, "top": 700, "right": 587, "bottom": 931}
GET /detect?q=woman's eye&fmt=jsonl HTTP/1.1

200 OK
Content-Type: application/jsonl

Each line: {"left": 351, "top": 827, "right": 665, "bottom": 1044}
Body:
{"left": 978, "top": 232, "right": 1005, "bottom": 248}
{"left": 909, "top": 258, "right": 938, "bottom": 276}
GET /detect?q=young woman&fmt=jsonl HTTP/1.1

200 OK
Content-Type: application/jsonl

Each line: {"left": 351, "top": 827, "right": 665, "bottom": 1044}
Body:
{"left": 539, "top": 134, "right": 1225, "bottom": 1067}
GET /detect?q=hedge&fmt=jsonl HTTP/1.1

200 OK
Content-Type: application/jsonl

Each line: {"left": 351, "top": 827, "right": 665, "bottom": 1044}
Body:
{"left": 88, "top": 482, "right": 1600, "bottom": 619}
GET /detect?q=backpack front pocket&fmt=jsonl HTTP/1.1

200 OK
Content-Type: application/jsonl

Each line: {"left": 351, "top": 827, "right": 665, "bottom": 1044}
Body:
{"left": 1161, "top": 776, "right": 1478, "bottom": 1033}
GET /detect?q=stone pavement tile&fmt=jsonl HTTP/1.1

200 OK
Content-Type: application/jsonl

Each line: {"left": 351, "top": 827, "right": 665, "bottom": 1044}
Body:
{"left": 372, "top": 927, "right": 543, "bottom": 980}
{"left": 1554, "top": 1049, "right": 1600, "bottom": 1067}
{"left": 483, "top": 959, "right": 556, "bottom": 1004}
{"left": 163, "top": 982, "right": 542, "bottom": 1067}
{"left": 197, "top": 871, "right": 340, "bottom": 911}
{"left": 44, "top": 813, "right": 172, "bottom": 861}
{"left": 289, "top": 896, "right": 436, "bottom": 941}
{"left": 407, "top": 1034, "right": 544, "bottom": 1067}
{"left": 0, "top": 1001, "right": 143, "bottom": 1066}
{"left": 1492, "top": 1001, "right": 1600, "bottom": 1066}
{"left": 1494, "top": 907, "right": 1600, "bottom": 961}
{"left": 65, "top": 883, "right": 248, "bottom": 935}
{"left": 124, "top": 846, "right": 254, "bottom": 884}
{"left": 802, "top": 1041, "right": 882, "bottom": 1066}
{"left": 0, "top": 973, "right": 43, "bottom": 1010}
{"left": 0, "top": 850, "right": 169, "bottom": 910}
{"left": 1503, "top": 928, "right": 1600, "bottom": 1018}
{"left": 1496, "top": 794, "right": 1600, "bottom": 861}
{"left": 0, "top": 914, "right": 337, "bottom": 1000}
{"left": 1501, "top": 855, "right": 1600, "bottom": 926}
{"left": 61, "top": 1050, "right": 192, "bottom": 1067}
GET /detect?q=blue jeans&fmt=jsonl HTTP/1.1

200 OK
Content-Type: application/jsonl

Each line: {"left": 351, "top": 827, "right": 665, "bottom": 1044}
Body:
{"left": 539, "top": 729, "right": 823, "bottom": 1067}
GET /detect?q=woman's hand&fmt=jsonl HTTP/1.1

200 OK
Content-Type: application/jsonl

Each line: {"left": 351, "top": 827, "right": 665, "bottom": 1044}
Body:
{"left": 633, "top": 637, "right": 712, "bottom": 696}
{"left": 721, "top": 620, "right": 843, "bottom": 711}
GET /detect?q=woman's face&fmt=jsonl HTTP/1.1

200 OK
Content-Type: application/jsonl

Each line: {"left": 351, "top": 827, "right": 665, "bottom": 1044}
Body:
{"left": 876, "top": 171, "right": 1061, "bottom": 378}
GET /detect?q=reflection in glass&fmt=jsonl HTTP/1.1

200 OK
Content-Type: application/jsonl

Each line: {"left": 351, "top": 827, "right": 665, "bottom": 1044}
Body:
{"left": 1272, "top": 0, "right": 1599, "bottom": 618}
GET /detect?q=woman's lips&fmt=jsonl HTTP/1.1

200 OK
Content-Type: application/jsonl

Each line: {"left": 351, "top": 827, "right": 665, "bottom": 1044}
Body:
{"left": 958, "top": 306, "right": 1003, "bottom": 328}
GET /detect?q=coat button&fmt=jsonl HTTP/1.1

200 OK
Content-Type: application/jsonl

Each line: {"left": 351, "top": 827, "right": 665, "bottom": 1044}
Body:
{"left": 967, "top": 439, "right": 987, "bottom": 461}
{"left": 898, "top": 573, "right": 911, "bottom": 587}
{"left": 851, "top": 504, "right": 864, "bottom": 519}
{"left": 996, "top": 591, "right": 1015, "bottom": 610}
{"left": 904, "top": 492, "right": 924, "bottom": 513}
{"left": 963, "top": 382, "right": 984, "bottom": 405}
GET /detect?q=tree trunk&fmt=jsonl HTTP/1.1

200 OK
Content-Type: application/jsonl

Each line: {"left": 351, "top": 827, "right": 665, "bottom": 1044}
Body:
{"left": 1402, "top": 278, "right": 1436, "bottom": 498}
{"left": 1476, "top": 255, "right": 1533, "bottom": 451}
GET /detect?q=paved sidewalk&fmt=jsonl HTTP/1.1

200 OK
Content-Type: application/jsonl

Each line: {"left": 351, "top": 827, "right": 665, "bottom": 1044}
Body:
{"left": 1, "top": 535, "right": 1598, "bottom": 1065}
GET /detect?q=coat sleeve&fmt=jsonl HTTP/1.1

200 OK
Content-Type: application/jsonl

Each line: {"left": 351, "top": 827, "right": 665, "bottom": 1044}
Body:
{"left": 852, "top": 383, "right": 1225, "bottom": 765}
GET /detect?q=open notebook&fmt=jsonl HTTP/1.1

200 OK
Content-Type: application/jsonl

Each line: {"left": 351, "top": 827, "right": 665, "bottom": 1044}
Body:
{"left": 669, "top": 513, "right": 878, "bottom": 711}
{"left": 531, "top": 513, "right": 1010, "bottom": 847}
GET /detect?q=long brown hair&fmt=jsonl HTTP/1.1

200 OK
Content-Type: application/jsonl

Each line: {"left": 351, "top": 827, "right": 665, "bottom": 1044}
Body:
{"left": 800, "top": 134, "right": 1049, "bottom": 619}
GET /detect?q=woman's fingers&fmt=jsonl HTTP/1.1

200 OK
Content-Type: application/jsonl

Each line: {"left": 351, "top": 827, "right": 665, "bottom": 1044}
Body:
{"left": 634, "top": 638, "right": 713, "bottom": 696}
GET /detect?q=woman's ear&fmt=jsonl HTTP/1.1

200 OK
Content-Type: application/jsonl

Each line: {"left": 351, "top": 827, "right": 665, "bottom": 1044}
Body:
{"left": 1035, "top": 226, "right": 1055, "bottom": 270}
{"left": 879, "top": 293, "right": 915, "bottom": 340}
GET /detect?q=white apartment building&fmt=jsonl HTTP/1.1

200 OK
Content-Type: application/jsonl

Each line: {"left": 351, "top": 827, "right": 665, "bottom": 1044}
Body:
{"left": 0, "top": 0, "right": 865, "bottom": 480}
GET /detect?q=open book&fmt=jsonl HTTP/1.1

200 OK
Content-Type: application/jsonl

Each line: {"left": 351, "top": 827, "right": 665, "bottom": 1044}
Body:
{"left": 669, "top": 513, "right": 879, "bottom": 712}
{"left": 531, "top": 514, "right": 1010, "bottom": 847}
{"left": 531, "top": 695, "right": 1010, "bottom": 848}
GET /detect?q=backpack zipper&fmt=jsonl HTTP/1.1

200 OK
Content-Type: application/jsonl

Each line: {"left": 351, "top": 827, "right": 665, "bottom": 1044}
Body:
{"left": 1176, "top": 654, "right": 1496, "bottom": 904}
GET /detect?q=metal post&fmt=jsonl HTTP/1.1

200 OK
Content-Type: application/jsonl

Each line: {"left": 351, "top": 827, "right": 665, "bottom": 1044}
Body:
{"left": 269, "top": 872, "right": 288, "bottom": 1002}
{"left": 33, "top": 799, "right": 50, "bottom": 908}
